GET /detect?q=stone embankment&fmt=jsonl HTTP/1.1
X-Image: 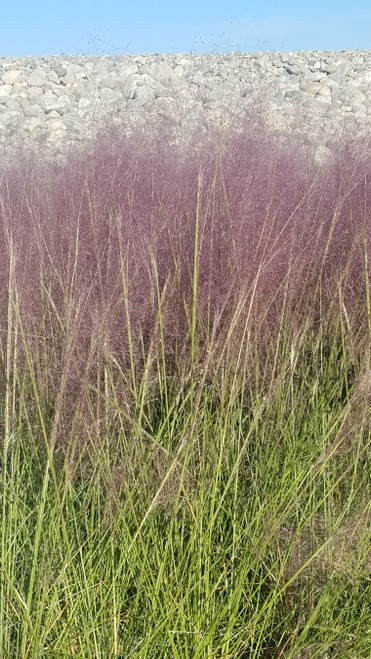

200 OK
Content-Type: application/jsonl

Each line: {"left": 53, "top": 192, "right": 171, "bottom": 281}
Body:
{"left": 1, "top": 50, "right": 371, "bottom": 166}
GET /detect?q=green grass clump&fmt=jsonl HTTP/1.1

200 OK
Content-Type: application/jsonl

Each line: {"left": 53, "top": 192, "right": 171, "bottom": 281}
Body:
{"left": 0, "top": 111, "right": 370, "bottom": 657}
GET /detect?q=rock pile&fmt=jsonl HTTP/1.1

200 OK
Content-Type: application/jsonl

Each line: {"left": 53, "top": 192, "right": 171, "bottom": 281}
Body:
{"left": 1, "top": 50, "right": 371, "bottom": 165}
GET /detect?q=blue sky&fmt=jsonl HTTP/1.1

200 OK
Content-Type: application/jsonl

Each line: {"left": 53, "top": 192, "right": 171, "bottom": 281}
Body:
{"left": 2, "top": 1, "right": 371, "bottom": 58}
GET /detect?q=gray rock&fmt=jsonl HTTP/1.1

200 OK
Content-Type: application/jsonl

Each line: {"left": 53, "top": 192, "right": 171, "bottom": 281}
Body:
{"left": 132, "top": 85, "right": 156, "bottom": 104}
{"left": 301, "top": 82, "right": 324, "bottom": 95}
{"left": 327, "top": 61, "right": 353, "bottom": 82}
{"left": 284, "top": 89, "right": 304, "bottom": 101}
{"left": 54, "top": 66, "right": 67, "bottom": 78}
{"left": 2, "top": 70, "right": 23, "bottom": 85}
{"left": 24, "top": 104, "right": 43, "bottom": 117}
{"left": 0, "top": 84, "right": 13, "bottom": 96}
{"left": 27, "top": 70, "right": 47, "bottom": 87}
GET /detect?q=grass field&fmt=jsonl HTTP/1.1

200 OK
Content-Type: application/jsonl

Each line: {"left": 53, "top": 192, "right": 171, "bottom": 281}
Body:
{"left": 0, "top": 110, "right": 370, "bottom": 658}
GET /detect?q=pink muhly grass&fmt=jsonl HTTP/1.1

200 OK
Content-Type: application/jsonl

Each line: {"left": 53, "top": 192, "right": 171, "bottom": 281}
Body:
{"left": 0, "top": 111, "right": 370, "bottom": 457}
